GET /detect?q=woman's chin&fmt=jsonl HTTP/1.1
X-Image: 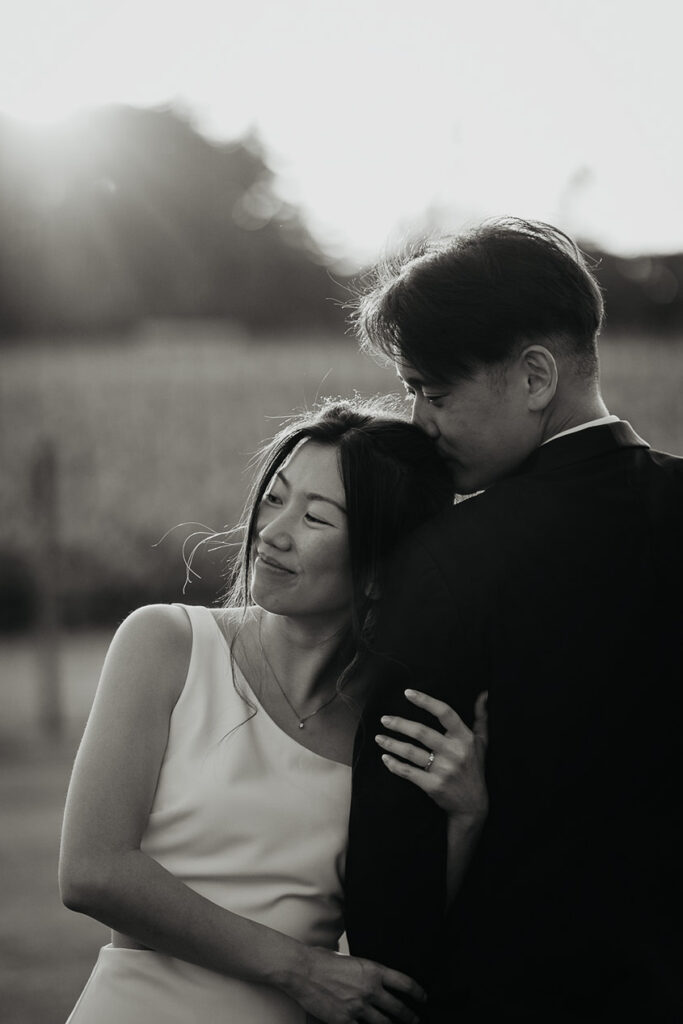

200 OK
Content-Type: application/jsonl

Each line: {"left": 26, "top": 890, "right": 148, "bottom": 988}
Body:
{"left": 250, "top": 581, "right": 293, "bottom": 616}
{"left": 250, "top": 582, "right": 272, "bottom": 611}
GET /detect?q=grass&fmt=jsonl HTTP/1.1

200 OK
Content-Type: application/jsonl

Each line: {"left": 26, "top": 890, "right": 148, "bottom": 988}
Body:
{"left": 1, "top": 630, "right": 115, "bottom": 1024}
{"left": 0, "top": 736, "right": 109, "bottom": 1024}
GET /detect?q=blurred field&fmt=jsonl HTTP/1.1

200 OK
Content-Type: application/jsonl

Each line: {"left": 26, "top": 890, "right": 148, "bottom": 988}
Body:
{"left": 0, "top": 322, "right": 402, "bottom": 627}
{"left": 2, "top": 324, "right": 682, "bottom": 622}
{"left": 0, "top": 733, "right": 109, "bottom": 1024}
{"left": 0, "top": 630, "right": 112, "bottom": 1024}
{"left": 1, "top": 324, "right": 683, "bottom": 1023}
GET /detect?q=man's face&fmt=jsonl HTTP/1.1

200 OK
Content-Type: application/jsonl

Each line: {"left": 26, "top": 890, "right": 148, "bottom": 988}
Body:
{"left": 397, "top": 359, "right": 538, "bottom": 494}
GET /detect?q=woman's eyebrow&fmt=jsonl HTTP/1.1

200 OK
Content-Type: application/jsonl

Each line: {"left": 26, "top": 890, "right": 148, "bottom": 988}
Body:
{"left": 276, "top": 471, "right": 346, "bottom": 514}
{"left": 306, "top": 492, "right": 347, "bottom": 514}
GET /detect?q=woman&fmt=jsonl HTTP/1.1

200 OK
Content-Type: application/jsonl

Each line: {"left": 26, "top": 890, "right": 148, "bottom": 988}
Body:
{"left": 60, "top": 398, "right": 488, "bottom": 1024}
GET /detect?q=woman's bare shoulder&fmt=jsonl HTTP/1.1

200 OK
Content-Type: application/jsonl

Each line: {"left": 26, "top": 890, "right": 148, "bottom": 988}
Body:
{"left": 104, "top": 604, "right": 193, "bottom": 705}
{"left": 116, "top": 602, "right": 192, "bottom": 647}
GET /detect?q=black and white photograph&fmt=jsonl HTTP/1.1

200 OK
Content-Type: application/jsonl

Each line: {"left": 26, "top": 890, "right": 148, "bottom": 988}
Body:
{"left": 1, "top": 1, "right": 682, "bottom": 1021}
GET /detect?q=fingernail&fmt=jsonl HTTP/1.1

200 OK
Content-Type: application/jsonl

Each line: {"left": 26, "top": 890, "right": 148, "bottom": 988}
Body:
{"left": 374, "top": 734, "right": 385, "bottom": 744}
{"left": 380, "top": 715, "right": 391, "bottom": 725}
{"left": 405, "top": 688, "right": 419, "bottom": 698}
{"left": 381, "top": 754, "right": 390, "bottom": 763}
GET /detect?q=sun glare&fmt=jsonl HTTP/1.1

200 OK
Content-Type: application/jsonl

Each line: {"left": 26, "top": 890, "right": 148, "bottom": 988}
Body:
{"left": 2, "top": 0, "right": 682, "bottom": 260}
{"left": 3, "top": 101, "right": 89, "bottom": 130}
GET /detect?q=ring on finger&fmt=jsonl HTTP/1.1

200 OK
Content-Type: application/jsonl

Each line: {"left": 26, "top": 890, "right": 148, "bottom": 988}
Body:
{"left": 424, "top": 750, "right": 435, "bottom": 773}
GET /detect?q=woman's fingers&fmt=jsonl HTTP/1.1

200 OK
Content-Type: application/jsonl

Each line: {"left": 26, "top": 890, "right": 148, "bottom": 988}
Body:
{"left": 379, "top": 714, "right": 449, "bottom": 754}
{"left": 380, "top": 966, "right": 426, "bottom": 1004}
{"left": 379, "top": 690, "right": 490, "bottom": 817}
{"left": 375, "top": 733, "right": 440, "bottom": 768}
{"left": 303, "top": 949, "right": 424, "bottom": 1024}
{"left": 473, "top": 691, "right": 488, "bottom": 738}
{"left": 369, "top": 987, "right": 422, "bottom": 1023}
{"left": 370, "top": 967, "right": 426, "bottom": 1023}
{"left": 368, "top": 1007, "right": 419, "bottom": 1024}
{"left": 380, "top": 752, "right": 437, "bottom": 793}
{"left": 473, "top": 690, "right": 488, "bottom": 762}
{"left": 404, "top": 688, "right": 470, "bottom": 735}
{"left": 359, "top": 1009, "right": 394, "bottom": 1024}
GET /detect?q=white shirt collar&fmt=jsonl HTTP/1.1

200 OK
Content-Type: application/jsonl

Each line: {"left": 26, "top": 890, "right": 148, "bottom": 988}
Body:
{"left": 542, "top": 414, "right": 620, "bottom": 446}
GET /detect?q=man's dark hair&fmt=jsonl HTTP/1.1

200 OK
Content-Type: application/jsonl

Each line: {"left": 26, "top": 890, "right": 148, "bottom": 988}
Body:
{"left": 352, "top": 217, "right": 605, "bottom": 382}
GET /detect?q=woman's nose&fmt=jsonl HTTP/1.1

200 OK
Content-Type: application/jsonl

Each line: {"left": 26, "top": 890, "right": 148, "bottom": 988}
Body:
{"left": 258, "top": 512, "right": 293, "bottom": 550}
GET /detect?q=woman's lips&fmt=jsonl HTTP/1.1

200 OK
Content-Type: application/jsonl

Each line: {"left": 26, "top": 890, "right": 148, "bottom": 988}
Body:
{"left": 256, "top": 553, "right": 296, "bottom": 575}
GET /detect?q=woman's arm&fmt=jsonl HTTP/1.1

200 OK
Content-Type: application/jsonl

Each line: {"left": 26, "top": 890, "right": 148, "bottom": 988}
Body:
{"left": 60, "top": 604, "right": 424, "bottom": 1024}
{"left": 374, "top": 689, "right": 488, "bottom": 903}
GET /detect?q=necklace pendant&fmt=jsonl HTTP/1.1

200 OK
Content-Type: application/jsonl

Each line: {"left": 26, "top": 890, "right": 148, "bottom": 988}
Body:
{"left": 298, "top": 721, "right": 305, "bottom": 729}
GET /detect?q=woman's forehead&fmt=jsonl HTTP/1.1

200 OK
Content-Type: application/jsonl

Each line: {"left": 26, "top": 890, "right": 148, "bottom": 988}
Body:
{"left": 278, "top": 440, "right": 345, "bottom": 500}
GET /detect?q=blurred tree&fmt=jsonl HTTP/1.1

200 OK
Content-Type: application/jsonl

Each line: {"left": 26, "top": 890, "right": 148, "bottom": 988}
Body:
{"left": 581, "top": 245, "right": 683, "bottom": 335}
{"left": 0, "top": 105, "right": 343, "bottom": 337}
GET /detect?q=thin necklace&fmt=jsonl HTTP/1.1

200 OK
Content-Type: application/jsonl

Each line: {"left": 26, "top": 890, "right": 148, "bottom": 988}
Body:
{"left": 258, "top": 617, "right": 339, "bottom": 729}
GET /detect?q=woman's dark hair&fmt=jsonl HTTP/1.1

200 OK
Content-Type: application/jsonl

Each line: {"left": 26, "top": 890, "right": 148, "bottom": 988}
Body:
{"left": 225, "top": 396, "right": 453, "bottom": 687}
{"left": 352, "top": 217, "right": 605, "bottom": 383}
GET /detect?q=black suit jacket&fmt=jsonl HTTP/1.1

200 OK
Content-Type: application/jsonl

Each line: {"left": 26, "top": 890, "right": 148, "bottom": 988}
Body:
{"left": 345, "top": 423, "right": 683, "bottom": 1021}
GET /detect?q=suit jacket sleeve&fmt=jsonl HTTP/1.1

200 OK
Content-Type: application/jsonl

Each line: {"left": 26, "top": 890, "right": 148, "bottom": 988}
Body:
{"left": 344, "top": 526, "right": 484, "bottom": 988}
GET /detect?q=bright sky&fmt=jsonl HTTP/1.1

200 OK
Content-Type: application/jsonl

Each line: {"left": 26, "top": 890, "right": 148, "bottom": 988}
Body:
{"left": 3, "top": 0, "right": 682, "bottom": 265}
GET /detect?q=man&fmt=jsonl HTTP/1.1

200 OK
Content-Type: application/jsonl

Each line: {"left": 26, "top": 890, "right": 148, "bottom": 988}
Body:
{"left": 344, "top": 219, "right": 683, "bottom": 1021}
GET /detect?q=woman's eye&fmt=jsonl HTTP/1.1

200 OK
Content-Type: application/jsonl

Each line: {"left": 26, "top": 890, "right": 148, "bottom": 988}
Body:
{"left": 305, "top": 512, "right": 329, "bottom": 525}
{"left": 263, "top": 492, "right": 282, "bottom": 505}
{"left": 424, "top": 394, "right": 446, "bottom": 405}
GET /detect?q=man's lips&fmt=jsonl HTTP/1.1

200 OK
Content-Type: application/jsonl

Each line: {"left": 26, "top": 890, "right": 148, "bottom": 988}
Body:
{"left": 256, "top": 552, "right": 296, "bottom": 574}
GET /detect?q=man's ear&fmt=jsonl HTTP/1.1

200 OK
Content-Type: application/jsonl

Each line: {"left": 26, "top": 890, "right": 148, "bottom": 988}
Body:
{"left": 520, "top": 345, "right": 558, "bottom": 411}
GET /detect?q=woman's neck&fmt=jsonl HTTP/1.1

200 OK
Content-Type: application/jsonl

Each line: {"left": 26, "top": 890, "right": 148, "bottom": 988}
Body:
{"left": 257, "top": 609, "right": 350, "bottom": 709}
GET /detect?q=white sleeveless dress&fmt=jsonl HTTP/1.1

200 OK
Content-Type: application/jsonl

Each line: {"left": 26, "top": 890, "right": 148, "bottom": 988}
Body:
{"left": 66, "top": 604, "right": 352, "bottom": 1023}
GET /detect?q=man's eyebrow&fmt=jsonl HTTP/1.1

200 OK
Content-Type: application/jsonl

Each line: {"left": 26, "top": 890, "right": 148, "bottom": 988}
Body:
{"left": 396, "top": 370, "right": 444, "bottom": 390}
{"left": 401, "top": 375, "right": 424, "bottom": 389}
{"left": 275, "top": 472, "right": 346, "bottom": 514}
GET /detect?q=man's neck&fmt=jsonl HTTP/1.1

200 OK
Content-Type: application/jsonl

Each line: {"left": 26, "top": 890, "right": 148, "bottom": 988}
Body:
{"left": 542, "top": 413, "right": 619, "bottom": 446}
{"left": 540, "top": 395, "right": 611, "bottom": 446}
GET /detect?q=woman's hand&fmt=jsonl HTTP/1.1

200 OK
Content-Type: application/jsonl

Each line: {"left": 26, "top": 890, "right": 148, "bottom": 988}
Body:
{"left": 290, "top": 945, "right": 426, "bottom": 1024}
{"left": 375, "top": 689, "right": 488, "bottom": 819}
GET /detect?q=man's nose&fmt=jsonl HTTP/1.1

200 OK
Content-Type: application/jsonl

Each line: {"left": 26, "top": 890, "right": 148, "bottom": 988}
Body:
{"left": 412, "top": 399, "right": 440, "bottom": 440}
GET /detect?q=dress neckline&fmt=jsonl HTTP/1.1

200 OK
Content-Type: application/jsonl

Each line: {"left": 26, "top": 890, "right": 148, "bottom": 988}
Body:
{"left": 205, "top": 607, "right": 352, "bottom": 772}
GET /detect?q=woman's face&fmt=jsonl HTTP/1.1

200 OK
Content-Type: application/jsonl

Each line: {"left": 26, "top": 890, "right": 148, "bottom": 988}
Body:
{"left": 251, "top": 441, "right": 353, "bottom": 623}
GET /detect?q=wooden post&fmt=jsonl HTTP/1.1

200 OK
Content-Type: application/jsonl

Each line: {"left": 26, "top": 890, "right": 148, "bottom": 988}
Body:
{"left": 30, "top": 439, "right": 63, "bottom": 738}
